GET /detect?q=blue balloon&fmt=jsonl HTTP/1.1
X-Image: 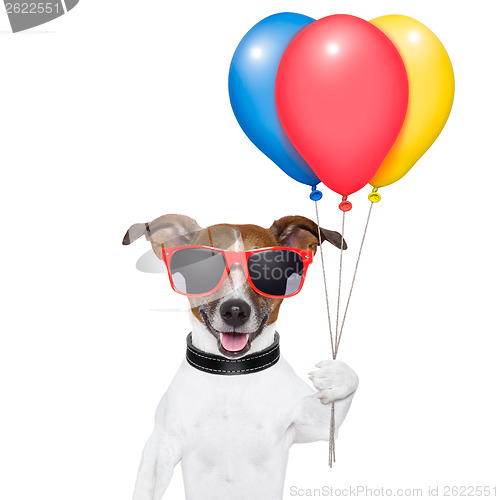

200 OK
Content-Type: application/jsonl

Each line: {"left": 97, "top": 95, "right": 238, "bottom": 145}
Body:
{"left": 229, "top": 13, "right": 320, "bottom": 187}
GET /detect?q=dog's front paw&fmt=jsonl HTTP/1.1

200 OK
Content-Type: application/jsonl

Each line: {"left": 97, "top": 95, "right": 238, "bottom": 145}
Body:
{"left": 309, "top": 359, "right": 359, "bottom": 404}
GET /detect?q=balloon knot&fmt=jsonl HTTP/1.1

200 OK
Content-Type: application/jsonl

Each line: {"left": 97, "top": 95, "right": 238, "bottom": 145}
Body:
{"left": 339, "top": 195, "right": 352, "bottom": 212}
{"left": 368, "top": 187, "right": 381, "bottom": 203}
{"left": 310, "top": 187, "right": 323, "bottom": 201}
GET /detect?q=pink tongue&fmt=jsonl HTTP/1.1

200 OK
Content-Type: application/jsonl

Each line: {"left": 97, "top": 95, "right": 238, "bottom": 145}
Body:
{"left": 221, "top": 332, "right": 248, "bottom": 352}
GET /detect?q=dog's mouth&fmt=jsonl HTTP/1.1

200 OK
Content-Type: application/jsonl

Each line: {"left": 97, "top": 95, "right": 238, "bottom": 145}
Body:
{"left": 219, "top": 331, "right": 249, "bottom": 352}
{"left": 199, "top": 310, "right": 268, "bottom": 357}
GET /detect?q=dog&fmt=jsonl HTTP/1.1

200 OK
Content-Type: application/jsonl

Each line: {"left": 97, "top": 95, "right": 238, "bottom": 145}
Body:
{"left": 123, "top": 214, "right": 359, "bottom": 500}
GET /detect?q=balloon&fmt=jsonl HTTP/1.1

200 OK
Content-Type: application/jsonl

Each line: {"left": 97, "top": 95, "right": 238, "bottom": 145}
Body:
{"left": 229, "top": 13, "right": 320, "bottom": 186}
{"left": 369, "top": 15, "right": 455, "bottom": 188}
{"left": 275, "top": 14, "right": 408, "bottom": 197}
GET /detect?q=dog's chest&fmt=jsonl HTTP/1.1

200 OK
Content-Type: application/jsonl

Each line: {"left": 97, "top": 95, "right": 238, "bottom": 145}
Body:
{"left": 186, "top": 390, "right": 286, "bottom": 468}
{"left": 165, "top": 359, "right": 309, "bottom": 465}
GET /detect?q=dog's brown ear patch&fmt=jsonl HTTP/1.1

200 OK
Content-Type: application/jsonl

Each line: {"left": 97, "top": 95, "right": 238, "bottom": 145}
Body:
{"left": 270, "top": 216, "right": 347, "bottom": 254}
{"left": 122, "top": 214, "right": 202, "bottom": 259}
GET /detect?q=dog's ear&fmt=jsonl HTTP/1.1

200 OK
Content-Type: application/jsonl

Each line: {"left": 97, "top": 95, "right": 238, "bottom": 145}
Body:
{"left": 269, "top": 215, "right": 347, "bottom": 254}
{"left": 122, "top": 214, "right": 201, "bottom": 259}
{"left": 122, "top": 223, "right": 148, "bottom": 245}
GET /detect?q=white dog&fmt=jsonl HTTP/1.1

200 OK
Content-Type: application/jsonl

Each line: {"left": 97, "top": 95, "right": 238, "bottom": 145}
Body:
{"left": 123, "top": 214, "right": 359, "bottom": 500}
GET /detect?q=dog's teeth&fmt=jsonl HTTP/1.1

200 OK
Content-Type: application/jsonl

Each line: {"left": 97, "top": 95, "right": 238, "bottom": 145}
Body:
{"left": 246, "top": 334, "right": 249, "bottom": 342}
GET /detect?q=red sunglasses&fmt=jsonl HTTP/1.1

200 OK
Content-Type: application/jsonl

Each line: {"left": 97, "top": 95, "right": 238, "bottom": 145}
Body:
{"left": 161, "top": 245, "right": 313, "bottom": 299}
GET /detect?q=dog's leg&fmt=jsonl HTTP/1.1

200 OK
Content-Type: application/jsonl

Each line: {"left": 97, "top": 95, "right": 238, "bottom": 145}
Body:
{"left": 292, "top": 360, "right": 358, "bottom": 443}
{"left": 133, "top": 427, "right": 181, "bottom": 500}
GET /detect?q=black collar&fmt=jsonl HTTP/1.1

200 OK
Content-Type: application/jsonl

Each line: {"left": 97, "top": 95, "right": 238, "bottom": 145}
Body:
{"left": 186, "top": 333, "right": 280, "bottom": 375}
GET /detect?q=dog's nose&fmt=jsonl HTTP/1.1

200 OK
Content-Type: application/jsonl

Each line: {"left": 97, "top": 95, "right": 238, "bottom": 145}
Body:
{"left": 220, "top": 299, "right": 251, "bottom": 328}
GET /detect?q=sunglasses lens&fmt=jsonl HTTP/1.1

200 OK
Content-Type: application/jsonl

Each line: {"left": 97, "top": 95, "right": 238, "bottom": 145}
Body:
{"left": 248, "top": 250, "right": 304, "bottom": 297}
{"left": 170, "top": 248, "right": 225, "bottom": 295}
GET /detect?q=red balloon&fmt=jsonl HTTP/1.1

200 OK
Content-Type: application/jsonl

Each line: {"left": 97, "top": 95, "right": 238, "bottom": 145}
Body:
{"left": 276, "top": 14, "right": 408, "bottom": 197}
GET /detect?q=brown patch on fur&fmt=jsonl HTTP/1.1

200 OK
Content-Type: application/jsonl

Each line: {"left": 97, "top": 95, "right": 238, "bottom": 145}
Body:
{"left": 190, "top": 306, "right": 203, "bottom": 323}
{"left": 193, "top": 224, "right": 277, "bottom": 250}
{"left": 267, "top": 299, "right": 283, "bottom": 326}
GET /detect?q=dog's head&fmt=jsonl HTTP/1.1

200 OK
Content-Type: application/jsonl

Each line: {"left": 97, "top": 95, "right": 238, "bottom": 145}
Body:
{"left": 123, "top": 215, "right": 346, "bottom": 358}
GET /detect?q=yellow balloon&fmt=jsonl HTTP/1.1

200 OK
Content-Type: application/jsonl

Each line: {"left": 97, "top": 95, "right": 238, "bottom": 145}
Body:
{"left": 369, "top": 15, "right": 455, "bottom": 188}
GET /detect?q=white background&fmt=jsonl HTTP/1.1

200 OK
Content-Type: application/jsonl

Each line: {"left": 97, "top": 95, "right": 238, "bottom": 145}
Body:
{"left": 1, "top": 1, "right": 499, "bottom": 499}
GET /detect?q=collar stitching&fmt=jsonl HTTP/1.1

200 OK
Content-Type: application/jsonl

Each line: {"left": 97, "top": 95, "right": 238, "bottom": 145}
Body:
{"left": 186, "top": 343, "right": 279, "bottom": 363}
{"left": 186, "top": 355, "right": 280, "bottom": 374}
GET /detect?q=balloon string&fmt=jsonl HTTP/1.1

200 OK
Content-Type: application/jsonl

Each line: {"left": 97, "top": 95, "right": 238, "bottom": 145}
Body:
{"left": 336, "top": 201, "right": 374, "bottom": 353}
{"left": 314, "top": 199, "right": 375, "bottom": 468}
{"left": 314, "top": 200, "right": 339, "bottom": 466}
{"left": 329, "top": 210, "right": 346, "bottom": 467}
{"left": 329, "top": 403, "right": 335, "bottom": 467}
{"left": 335, "top": 211, "right": 346, "bottom": 359}
{"left": 314, "top": 200, "right": 335, "bottom": 360}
